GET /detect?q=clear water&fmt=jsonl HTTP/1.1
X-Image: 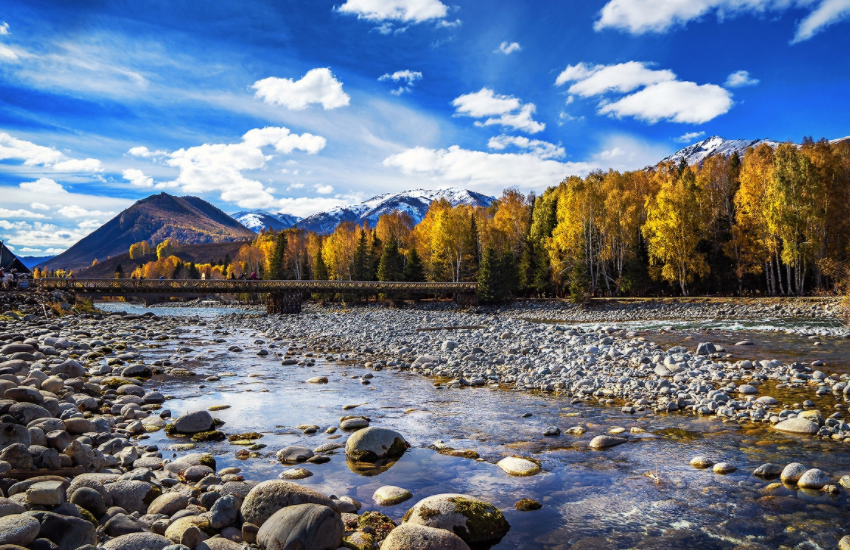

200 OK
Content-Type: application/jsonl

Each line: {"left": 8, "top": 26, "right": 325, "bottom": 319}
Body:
{"left": 111, "top": 308, "right": 850, "bottom": 549}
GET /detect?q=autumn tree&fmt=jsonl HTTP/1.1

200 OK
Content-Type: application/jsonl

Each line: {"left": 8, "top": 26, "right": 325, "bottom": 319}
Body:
{"left": 156, "top": 239, "right": 179, "bottom": 260}
{"left": 129, "top": 241, "right": 152, "bottom": 260}
{"left": 643, "top": 162, "right": 709, "bottom": 295}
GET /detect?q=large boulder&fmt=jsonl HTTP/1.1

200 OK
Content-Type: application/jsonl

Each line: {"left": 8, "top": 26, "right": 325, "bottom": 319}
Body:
{"left": 0, "top": 422, "right": 31, "bottom": 447}
{"left": 146, "top": 492, "right": 189, "bottom": 516}
{"left": 402, "top": 494, "right": 509, "bottom": 544}
{"left": 26, "top": 510, "right": 97, "bottom": 550}
{"left": 382, "top": 523, "right": 470, "bottom": 550}
{"left": 106, "top": 480, "right": 161, "bottom": 514}
{"left": 66, "top": 473, "right": 119, "bottom": 508}
{"left": 0, "top": 514, "right": 41, "bottom": 546}
{"left": 344, "top": 427, "right": 409, "bottom": 462}
{"left": 171, "top": 411, "right": 215, "bottom": 434}
{"left": 69, "top": 486, "right": 107, "bottom": 518}
{"left": 241, "top": 480, "right": 335, "bottom": 527}
{"left": 102, "top": 532, "right": 173, "bottom": 550}
{"left": 164, "top": 515, "right": 212, "bottom": 547}
{"left": 0, "top": 443, "right": 33, "bottom": 470}
{"left": 256, "top": 504, "right": 343, "bottom": 550}
{"left": 50, "top": 360, "right": 85, "bottom": 378}
{"left": 65, "top": 440, "right": 107, "bottom": 472}
{"left": 773, "top": 418, "right": 819, "bottom": 435}
{"left": 8, "top": 403, "right": 51, "bottom": 425}
{"left": 196, "top": 538, "right": 243, "bottom": 550}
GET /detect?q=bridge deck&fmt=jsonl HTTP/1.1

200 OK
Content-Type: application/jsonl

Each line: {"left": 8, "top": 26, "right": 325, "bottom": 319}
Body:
{"left": 33, "top": 278, "right": 477, "bottom": 294}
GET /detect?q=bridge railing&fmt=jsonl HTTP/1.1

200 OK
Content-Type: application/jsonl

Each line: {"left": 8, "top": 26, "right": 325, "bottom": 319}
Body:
{"left": 33, "top": 278, "right": 477, "bottom": 294}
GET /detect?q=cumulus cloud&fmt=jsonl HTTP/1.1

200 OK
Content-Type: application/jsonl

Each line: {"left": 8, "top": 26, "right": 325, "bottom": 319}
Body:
{"left": 594, "top": 0, "right": 850, "bottom": 43}
{"left": 487, "top": 135, "right": 565, "bottom": 159}
{"left": 338, "top": 0, "right": 449, "bottom": 22}
{"left": 19, "top": 178, "right": 67, "bottom": 194}
{"left": 556, "top": 61, "right": 675, "bottom": 96}
{"left": 0, "top": 220, "right": 99, "bottom": 250}
{"left": 0, "top": 207, "right": 47, "bottom": 219}
{"left": 496, "top": 41, "right": 521, "bottom": 54}
{"left": 314, "top": 184, "right": 334, "bottom": 194}
{"left": 144, "top": 126, "right": 327, "bottom": 209}
{"left": 676, "top": 131, "right": 706, "bottom": 143}
{"left": 252, "top": 68, "right": 350, "bottom": 110}
{"left": 556, "top": 61, "right": 733, "bottom": 124}
{"left": 127, "top": 146, "right": 167, "bottom": 158}
{"left": 598, "top": 81, "right": 733, "bottom": 124}
{"left": 56, "top": 205, "right": 115, "bottom": 219}
{"left": 379, "top": 70, "right": 423, "bottom": 94}
{"left": 277, "top": 196, "right": 353, "bottom": 217}
{"left": 452, "top": 88, "right": 544, "bottom": 133}
{"left": 725, "top": 70, "right": 760, "bottom": 87}
{"left": 0, "top": 133, "right": 102, "bottom": 173}
{"left": 123, "top": 168, "right": 154, "bottom": 187}
{"left": 383, "top": 145, "right": 593, "bottom": 195}
{"left": 30, "top": 202, "right": 50, "bottom": 210}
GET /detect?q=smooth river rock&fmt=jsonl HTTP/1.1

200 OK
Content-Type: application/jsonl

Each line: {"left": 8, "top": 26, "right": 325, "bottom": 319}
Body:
{"left": 403, "top": 493, "right": 510, "bottom": 544}
{"left": 256, "top": 504, "right": 343, "bottom": 550}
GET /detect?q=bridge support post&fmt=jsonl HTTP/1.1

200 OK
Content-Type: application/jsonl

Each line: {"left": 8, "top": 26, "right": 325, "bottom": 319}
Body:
{"left": 266, "top": 292, "right": 302, "bottom": 314}
{"left": 454, "top": 292, "right": 478, "bottom": 307}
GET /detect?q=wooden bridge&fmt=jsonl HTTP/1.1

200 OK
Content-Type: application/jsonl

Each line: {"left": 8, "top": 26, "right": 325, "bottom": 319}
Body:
{"left": 33, "top": 278, "right": 478, "bottom": 313}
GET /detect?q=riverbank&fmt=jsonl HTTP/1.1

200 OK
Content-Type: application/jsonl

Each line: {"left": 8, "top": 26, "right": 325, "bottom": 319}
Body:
{"left": 2, "top": 291, "right": 850, "bottom": 549}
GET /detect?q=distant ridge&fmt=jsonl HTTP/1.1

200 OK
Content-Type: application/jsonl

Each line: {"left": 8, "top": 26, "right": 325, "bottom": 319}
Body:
{"left": 230, "top": 210, "right": 301, "bottom": 232}
{"left": 42, "top": 193, "right": 254, "bottom": 271}
{"left": 296, "top": 187, "right": 496, "bottom": 234}
{"left": 662, "top": 136, "right": 780, "bottom": 166}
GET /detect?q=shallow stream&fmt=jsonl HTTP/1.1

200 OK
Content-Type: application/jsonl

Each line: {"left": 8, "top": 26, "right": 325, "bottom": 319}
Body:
{"left": 97, "top": 304, "right": 850, "bottom": 549}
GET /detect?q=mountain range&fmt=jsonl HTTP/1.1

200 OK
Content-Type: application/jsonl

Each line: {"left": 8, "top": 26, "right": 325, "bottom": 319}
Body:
{"left": 39, "top": 135, "right": 849, "bottom": 273}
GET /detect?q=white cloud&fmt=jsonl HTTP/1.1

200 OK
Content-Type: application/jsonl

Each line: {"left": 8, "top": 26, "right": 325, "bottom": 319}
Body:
{"left": 556, "top": 61, "right": 733, "bottom": 124}
{"left": 0, "top": 133, "right": 102, "bottom": 173}
{"left": 286, "top": 183, "right": 305, "bottom": 190}
{"left": 77, "top": 219, "right": 103, "bottom": 230}
{"left": 158, "top": 126, "right": 326, "bottom": 209}
{"left": 496, "top": 41, "right": 521, "bottom": 54}
{"left": 0, "top": 220, "right": 98, "bottom": 250}
{"left": 0, "top": 45, "right": 17, "bottom": 61}
{"left": 435, "top": 18, "right": 461, "bottom": 28}
{"left": 556, "top": 61, "right": 675, "bottom": 96}
{"left": 0, "top": 207, "right": 47, "bottom": 219}
{"left": 19, "top": 178, "right": 67, "bottom": 194}
{"left": 277, "top": 196, "right": 353, "bottom": 217}
{"left": 598, "top": 80, "right": 733, "bottom": 124}
{"left": 725, "top": 70, "right": 760, "bottom": 87}
{"left": 57, "top": 205, "right": 115, "bottom": 219}
{"left": 337, "top": 0, "right": 449, "bottom": 22}
{"left": 594, "top": 0, "right": 849, "bottom": 43}
{"left": 252, "top": 68, "right": 350, "bottom": 110}
{"left": 487, "top": 135, "right": 565, "bottom": 159}
{"left": 379, "top": 70, "right": 423, "bottom": 94}
{"left": 0, "top": 22, "right": 9, "bottom": 35}
{"left": 51, "top": 158, "right": 103, "bottom": 172}
{"left": 314, "top": 184, "right": 334, "bottom": 194}
{"left": 795, "top": 0, "right": 850, "bottom": 41}
{"left": 383, "top": 145, "right": 593, "bottom": 195}
{"left": 123, "top": 168, "right": 154, "bottom": 187}
{"left": 675, "top": 131, "right": 706, "bottom": 142}
{"left": 452, "top": 88, "right": 544, "bottom": 133}
{"left": 30, "top": 202, "right": 50, "bottom": 210}
{"left": 127, "top": 146, "right": 167, "bottom": 158}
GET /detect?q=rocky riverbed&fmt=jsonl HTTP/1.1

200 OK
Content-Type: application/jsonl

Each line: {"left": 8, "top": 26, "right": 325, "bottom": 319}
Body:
{"left": 3, "top": 291, "right": 850, "bottom": 550}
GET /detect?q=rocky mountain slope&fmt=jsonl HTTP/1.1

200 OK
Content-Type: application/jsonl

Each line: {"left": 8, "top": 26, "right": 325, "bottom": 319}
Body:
{"left": 230, "top": 210, "right": 301, "bottom": 232}
{"left": 42, "top": 193, "right": 254, "bottom": 271}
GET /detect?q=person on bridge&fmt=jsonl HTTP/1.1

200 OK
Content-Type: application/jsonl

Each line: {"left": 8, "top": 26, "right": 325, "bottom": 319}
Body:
{"left": 250, "top": 271, "right": 257, "bottom": 280}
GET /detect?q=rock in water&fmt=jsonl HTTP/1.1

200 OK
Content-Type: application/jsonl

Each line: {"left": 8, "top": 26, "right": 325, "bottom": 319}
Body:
{"left": 773, "top": 418, "right": 819, "bottom": 435}
{"left": 588, "top": 435, "right": 627, "bottom": 449}
{"left": 382, "top": 523, "right": 470, "bottom": 550}
{"left": 256, "top": 504, "right": 343, "bottom": 550}
{"left": 373, "top": 486, "right": 413, "bottom": 506}
{"left": 780, "top": 463, "right": 808, "bottom": 484}
{"left": 345, "top": 427, "right": 409, "bottom": 462}
{"left": 689, "top": 456, "right": 713, "bottom": 469}
{"left": 753, "top": 463, "right": 783, "bottom": 478}
{"left": 797, "top": 468, "right": 831, "bottom": 489}
{"left": 171, "top": 411, "right": 215, "bottom": 434}
{"left": 240, "top": 480, "right": 336, "bottom": 526}
{"left": 712, "top": 462, "right": 736, "bottom": 474}
{"left": 403, "top": 493, "right": 509, "bottom": 545}
{"left": 496, "top": 457, "right": 541, "bottom": 476}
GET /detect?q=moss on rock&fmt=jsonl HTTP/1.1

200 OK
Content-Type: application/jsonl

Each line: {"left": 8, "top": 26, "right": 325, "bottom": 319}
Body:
{"left": 191, "top": 430, "right": 226, "bottom": 442}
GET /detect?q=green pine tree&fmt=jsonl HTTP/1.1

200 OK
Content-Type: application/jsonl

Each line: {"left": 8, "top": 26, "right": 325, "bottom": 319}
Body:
{"left": 268, "top": 231, "right": 287, "bottom": 280}
{"left": 403, "top": 248, "right": 424, "bottom": 282}
{"left": 569, "top": 246, "right": 591, "bottom": 304}
{"left": 477, "top": 245, "right": 501, "bottom": 304}
{"left": 377, "top": 237, "right": 404, "bottom": 281}
{"left": 499, "top": 247, "right": 519, "bottom": 299}
{"left": 352, "top": 231, "right": 372, "bottom": 281}
{"left": 313, "top": 250, "right": 328, "bottom": 280}
{"left": 114, "top": 264, "right": 123, "bottom": 279}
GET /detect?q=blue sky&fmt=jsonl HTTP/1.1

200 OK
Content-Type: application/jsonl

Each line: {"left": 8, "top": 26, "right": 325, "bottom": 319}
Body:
{"left": 1, "top": 0, "right": 849, "bottom": 255}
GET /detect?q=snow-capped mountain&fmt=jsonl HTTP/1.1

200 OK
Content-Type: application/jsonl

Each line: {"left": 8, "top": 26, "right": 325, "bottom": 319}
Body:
{"left": 296, "top": 188, "right": 496, "bottom": 235}
{"left": 230, "top": 210, "right": 302, "bottom": 232}
{"left": 663, "top": 136, "right": 780, "bottom": 166}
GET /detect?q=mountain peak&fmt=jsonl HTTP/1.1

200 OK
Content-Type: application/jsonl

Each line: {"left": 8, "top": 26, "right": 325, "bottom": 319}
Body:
{"left": 664, "top": 136, "right": 779, "bottom": 166}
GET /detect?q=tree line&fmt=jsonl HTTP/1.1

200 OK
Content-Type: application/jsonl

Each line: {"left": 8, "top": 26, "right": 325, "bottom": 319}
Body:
{"left": 117, "top": 137, "right": 850, "bottom": 302}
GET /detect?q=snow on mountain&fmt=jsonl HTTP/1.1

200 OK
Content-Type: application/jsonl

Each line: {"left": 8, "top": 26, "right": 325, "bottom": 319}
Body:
{"left": 663, "top": 136, "right": 780, "bottom": 166}
{"left": 296, "top": 188, "right": 496, "bottom": 235}
{"left": 230, "top": 210, "right": 301, "bottom": 232}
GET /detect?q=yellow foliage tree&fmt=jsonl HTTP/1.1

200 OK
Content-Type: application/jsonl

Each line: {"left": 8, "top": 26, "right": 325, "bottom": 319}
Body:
{"left": 156, "top": 239, "right": 179, "bottom": 260}
{"left": 128, "top": 241, "right": 152, "bottom": 260}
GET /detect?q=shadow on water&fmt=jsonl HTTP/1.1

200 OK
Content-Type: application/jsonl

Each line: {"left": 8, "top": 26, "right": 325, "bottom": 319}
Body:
{"left": 116, "top": 308, "right": 850, "bottom": 550}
